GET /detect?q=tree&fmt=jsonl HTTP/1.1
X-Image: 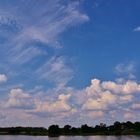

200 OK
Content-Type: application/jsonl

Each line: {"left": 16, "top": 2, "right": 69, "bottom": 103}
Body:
{"left": 63, "top": 125, "right": 71, "bottom": 134}
{"left": 48, "top": 125, "right": 60, "bottom": 137}
{"left": 113, "top": 121, "right": 121, "bottom": 130}
{"left": 113, "top": 121, "right": 122, "bottom": 135}
{"left": 125, "top": 121, "right": 133, "bottom": 130}
{"left": 134, "top": 122, "right": 140, "bottom": 131}
{"left": 81, "top": 124, "right": 93, "bottom": 134}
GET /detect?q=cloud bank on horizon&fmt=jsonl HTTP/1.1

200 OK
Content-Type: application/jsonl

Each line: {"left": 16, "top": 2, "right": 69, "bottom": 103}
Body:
{"left": 0, "top": 0, "right": 140, "bottom": 127}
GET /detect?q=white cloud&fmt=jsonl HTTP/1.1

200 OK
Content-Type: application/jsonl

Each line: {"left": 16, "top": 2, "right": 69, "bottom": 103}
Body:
{"left": 131, "top": 103, "right": 140, "bottom": 110}
{"left": 5, "top": 88, "right": 34, "bottom": 109}
{"left": 1, "top": 88, "right": 76, "bottom": 123}
{"left": 81, "top": 78, "right": 140, "bottom": 115}
{"left": 0, "top": 74, "right": 7, "bottom": 83}
{"left": 133, "top": 26, "right": 140, "bottom": 32}
{"left": 82, "top": 98, "right": 107, "bottom": 110}
{"left": 100, "top": 91, "right": 117, "bottom": 104}
{"left": 87, "top": 111, "right": 104, "bottom": 119}
{"left": 102, "top": 80, "right": 140, "bottom": 94}
{"left": 9, "top": 47, "right": 45, "bottom": 65}
{"left": 123, "top": 112, "right": 135, "bottom": 119}
{"left": 1, "top": 87, "right": 75, "bottom": 116}
{"left": 0, "top": 0, "right": 89, "bottom": 87}
{"left": 33, "top": 94, "right": 72, "bottom": 113}
{"left": 36, "top": 57, "right": 73, "bottom": 86}
{"left": 82, "top": 91, "right": 117, "bottom": 111}
{"left": 3, "top": 0, "right": 89, "bottom": 65}
{"left": 120, "top": 95, "right": 133, "bottom": 102}
{"left": 9, "top": 88, "right": 30, "bottom": 98}
{"left": 1, "top": 76, "right": 140, "bottom": 126}
{"left": 115, "top": 62, "right": 136, "bottom": 79}
{"left": 85, "top": 79, "right": 102, "bottom": 97}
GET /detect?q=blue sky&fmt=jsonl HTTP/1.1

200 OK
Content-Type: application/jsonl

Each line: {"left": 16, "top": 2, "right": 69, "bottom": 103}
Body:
{"left": 0, "top": 0, "right": 140, "bottom": 127}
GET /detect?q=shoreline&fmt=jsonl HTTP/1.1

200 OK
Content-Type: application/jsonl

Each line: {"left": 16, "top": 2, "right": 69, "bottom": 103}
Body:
{"left": 0, "top": 121, "right": 139, "bottom": 137}
{"left": 0, "top": 133, "right": 140, "bottom": 136}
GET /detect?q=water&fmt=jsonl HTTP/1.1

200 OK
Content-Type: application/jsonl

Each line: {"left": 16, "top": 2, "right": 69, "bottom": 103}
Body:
{"left": 0, "top": 136, "right": 139, "bottom": 140}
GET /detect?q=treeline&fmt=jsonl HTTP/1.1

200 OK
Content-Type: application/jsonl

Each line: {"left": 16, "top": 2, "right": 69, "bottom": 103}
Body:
{"left": 0, "top": 121, "right": 140, "bottom": 136}
{"left": 48, "top": 121, "right": 140, "bottom": 137}
{"left": 0, "top": 127, "right": 47, "bottom": 135}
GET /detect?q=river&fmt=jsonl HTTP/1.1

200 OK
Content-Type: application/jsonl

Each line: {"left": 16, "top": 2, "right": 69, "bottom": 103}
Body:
{"left": 0, "top": 136, "right": 139, "bottom": 140}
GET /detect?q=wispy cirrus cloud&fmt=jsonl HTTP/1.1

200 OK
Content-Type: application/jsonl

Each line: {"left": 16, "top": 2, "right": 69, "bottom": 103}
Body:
{"left": 5, "top": 88, "right": 35, "bottom": 109}
{"left": 1, "top": 0, "right": 89, "bottom": 62}
{"left": 0, "top": 0, "right": 89, "bottom": 87}
{"left": 36, "top": 56, "right": 73, "bottom": 87}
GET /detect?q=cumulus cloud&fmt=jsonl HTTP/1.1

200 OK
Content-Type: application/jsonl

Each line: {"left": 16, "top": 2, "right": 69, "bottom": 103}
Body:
{"left": 27, "top": 93, "right": 77, "bottom": 120}
{"left": 120, "top": 95, "right": 133, "bottom": 103}
{"left": 82, "top": 98, "right": 107, "bottom": 110}
{"left": 34, "top": 94, "right": 72, "bottom": 113}
{"left": 84, "top": 78, "right": 140, "bottom": 101}
{"left": 3, "top": 88, "right": 75, "bottom": 119}
{"left": 27, "top": 78, "right": 140, "bottom": 122}
{"left": 82, "top": 79, "right": 118, "bottom": 111}
{"left": 0, "top": 74, "right": 7, "bottom": 83}
{"left": 86, "top": 111, "right": 104, "bottom": 119}
{"left": 80, "top": 78, "right": 140, "bottom": 121}
{"left": 1, "top": 76, "right": 140, "bottom": 126}
{"left": 5, "top": 88, "right": 35, "bottom": 109}
{"left": 131, "top": 103, "right": 140, "bottom": 110}
{"left": 123, "top": 112, "right": 135, "bottom": 119}
{"left": 102, "top": 80, "right": 140, "bottom": 94}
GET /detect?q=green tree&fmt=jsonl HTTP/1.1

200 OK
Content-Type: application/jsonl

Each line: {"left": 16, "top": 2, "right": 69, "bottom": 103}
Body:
{"left": 63, "top": 125, "right": 71, "bottom": 134}
{"left": 48, "top": 125, "right": 60, "bottom": 137}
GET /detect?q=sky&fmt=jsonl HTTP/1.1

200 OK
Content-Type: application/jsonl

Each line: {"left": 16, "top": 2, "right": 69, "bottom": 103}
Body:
{"left": 0, "top": 0, "right": 140, "bottom": 127}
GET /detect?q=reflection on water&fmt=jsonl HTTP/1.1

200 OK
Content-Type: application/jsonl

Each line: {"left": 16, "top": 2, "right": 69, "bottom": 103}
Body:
{"left": 0, "top": 136, "right": 139, "bottom": 140}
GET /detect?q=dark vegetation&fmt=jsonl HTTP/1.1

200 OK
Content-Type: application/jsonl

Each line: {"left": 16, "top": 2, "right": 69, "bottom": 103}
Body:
{"left": 0, "top": 121, "right": 140, "bottom": 137}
